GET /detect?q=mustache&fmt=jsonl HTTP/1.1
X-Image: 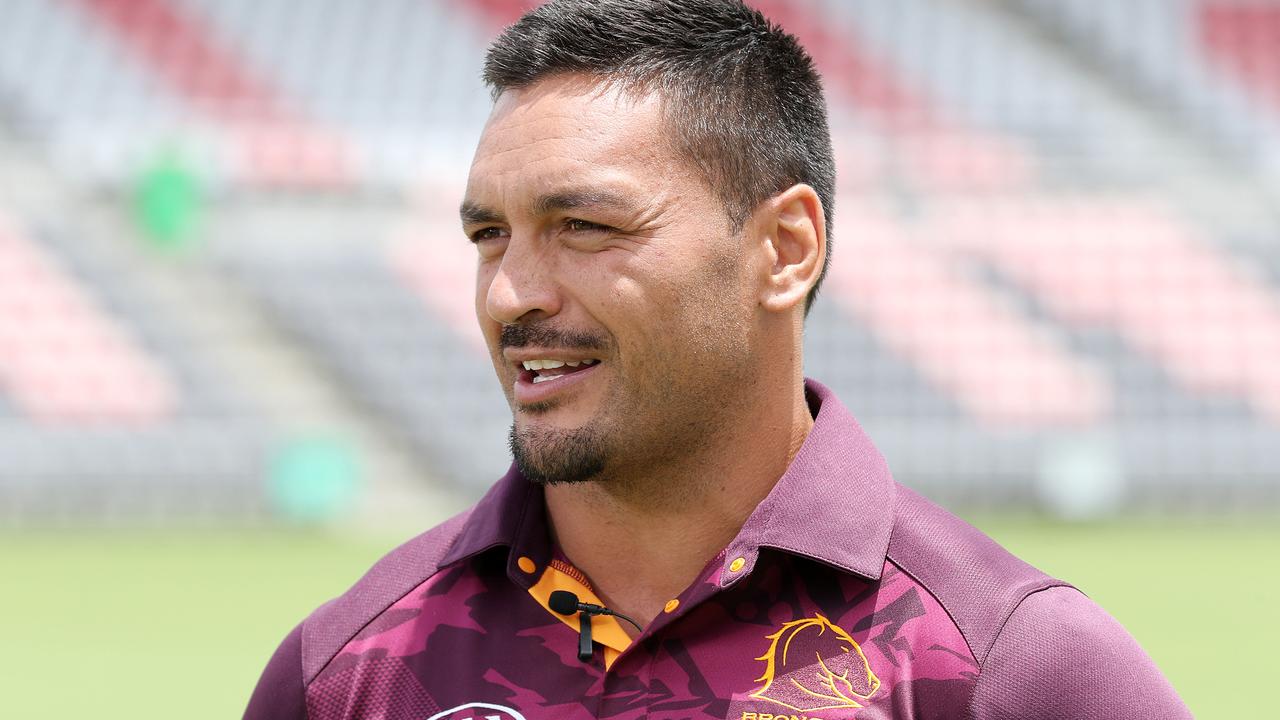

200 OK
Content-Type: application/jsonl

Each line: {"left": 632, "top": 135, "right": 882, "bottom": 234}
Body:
{"left": 500, "top": 323, "right": 609, "bottom": 352}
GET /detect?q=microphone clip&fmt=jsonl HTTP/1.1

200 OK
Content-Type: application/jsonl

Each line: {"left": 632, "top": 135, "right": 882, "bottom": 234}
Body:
{"left": 576, "top": 611, "right": 594, "bottom": 662}
{"left": 548, "top": 589, "right": 644, "bottom": 663}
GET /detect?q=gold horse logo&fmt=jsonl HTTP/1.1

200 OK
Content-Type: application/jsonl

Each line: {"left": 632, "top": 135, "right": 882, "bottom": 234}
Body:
{"left": 750, "top": 614, "right": 881, "bottom": 713}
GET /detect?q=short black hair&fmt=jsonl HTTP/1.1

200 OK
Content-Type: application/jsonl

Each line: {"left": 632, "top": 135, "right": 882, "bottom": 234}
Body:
{"left": 483, "top": 0, "right": 835, "bottom": 315}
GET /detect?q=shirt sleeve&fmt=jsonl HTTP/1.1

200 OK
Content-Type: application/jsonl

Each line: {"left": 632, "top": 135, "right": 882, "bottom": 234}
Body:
{"left": 244, "top": 622, "right": 308, "bottom": 720}
{"left": 967, "top": 585, "right": 1191, "bottom": 720}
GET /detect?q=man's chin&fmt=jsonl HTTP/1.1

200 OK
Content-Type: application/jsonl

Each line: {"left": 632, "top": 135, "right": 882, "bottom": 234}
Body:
{"left": 508, "top": 421, "right": 607, "bottom": 486}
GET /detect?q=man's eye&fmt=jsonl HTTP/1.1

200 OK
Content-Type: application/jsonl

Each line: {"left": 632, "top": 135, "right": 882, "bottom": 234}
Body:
{"left": 565, "top": 219, "right": 611, "bottom": 233}
{"left": 469, "top": 227, "right": 507, "bottom": 243}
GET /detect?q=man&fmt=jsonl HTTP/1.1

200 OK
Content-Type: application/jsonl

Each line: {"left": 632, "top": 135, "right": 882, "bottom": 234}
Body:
{"left": 246, "top": 1, "right": 1190, "bottom": 718}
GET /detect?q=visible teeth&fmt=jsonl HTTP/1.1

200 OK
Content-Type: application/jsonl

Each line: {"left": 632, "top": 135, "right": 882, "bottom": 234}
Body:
{"left": 532, "top": 375, "right": 559, "bottom": 384}
{"left": 522, "top": 358, "right": 599, "bottom": 371}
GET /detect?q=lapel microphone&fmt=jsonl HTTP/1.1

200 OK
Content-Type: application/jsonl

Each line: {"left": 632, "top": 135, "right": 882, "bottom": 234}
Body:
{"left": 548, "top": 590, "right": 644, "bottom": 662}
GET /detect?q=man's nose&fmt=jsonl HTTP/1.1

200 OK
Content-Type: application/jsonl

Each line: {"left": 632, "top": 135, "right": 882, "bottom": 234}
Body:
{"left": 484, "top": 238, "right": 562, "bottom": 325}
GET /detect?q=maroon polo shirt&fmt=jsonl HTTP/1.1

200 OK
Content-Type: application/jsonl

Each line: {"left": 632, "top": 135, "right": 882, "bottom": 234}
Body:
{"left": 246, "top": 379, "right": 1189, "bottom": 719}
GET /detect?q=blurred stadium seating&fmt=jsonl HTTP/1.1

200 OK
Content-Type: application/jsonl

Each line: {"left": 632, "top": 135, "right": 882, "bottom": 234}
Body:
{"left": 1, "top": 0, "right": 1278, "bottom": 523}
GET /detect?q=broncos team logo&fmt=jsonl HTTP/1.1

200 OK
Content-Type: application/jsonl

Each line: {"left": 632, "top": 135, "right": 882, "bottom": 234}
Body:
{"left": 749, "top": 614, "right": 880, "bottom": 713}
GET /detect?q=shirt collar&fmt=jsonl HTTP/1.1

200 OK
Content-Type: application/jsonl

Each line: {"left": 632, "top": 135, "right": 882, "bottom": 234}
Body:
{"left": 439, "top": 462, "right": 551, "bottom": 588}
{"left": 441, "top": 378, "right": 896, "bottom": 585}
{"left": 719, "top": 378, "right": 895, "bottom": 585}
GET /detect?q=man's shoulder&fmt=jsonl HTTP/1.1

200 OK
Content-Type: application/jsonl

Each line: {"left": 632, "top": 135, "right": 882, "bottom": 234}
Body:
{"left": 299, "top": 507, "right": 475, "bottom": 684}
{"left": 885, "top": 485, "right": 1070, "bottom": 666}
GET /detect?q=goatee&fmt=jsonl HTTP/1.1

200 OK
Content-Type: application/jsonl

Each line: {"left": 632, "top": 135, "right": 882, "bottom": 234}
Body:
{"left": 509, "top": 422, "right": 607, "bottom": 485}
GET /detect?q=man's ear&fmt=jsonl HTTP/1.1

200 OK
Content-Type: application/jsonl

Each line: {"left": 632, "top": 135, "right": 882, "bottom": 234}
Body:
{"left": 755, "top": 184, "right": 826, "bottom": 314}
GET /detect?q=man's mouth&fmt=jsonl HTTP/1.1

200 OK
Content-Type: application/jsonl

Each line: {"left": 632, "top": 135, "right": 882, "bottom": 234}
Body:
{"left": 519, "top": 358, "right": 601, "bottom": 385}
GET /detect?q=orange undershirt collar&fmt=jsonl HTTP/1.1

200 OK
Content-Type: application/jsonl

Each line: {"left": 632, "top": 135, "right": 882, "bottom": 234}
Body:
{"left": 526, "top": 557, "right": 632, "bottom": 669}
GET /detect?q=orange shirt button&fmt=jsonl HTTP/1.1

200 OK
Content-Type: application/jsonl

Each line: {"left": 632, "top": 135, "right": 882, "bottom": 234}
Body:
{"left": 664, "top": 599, "right": 680, "bottom": 613}
{"left": 729, "top": 557, "right": 746, "bottom": 573}
{"left": 517, "top": 556, "right": 537, "bottom": 574}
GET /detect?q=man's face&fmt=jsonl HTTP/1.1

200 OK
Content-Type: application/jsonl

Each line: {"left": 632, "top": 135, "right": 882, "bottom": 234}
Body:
{"left": 463, "top": 76, "right": 759, "bottom": 486}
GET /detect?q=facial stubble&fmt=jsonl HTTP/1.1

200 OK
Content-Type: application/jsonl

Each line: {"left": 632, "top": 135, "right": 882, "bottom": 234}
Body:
{"left": 508, "top": 314, "right": 753, "bottom": 492}
{"left": 509, "top": 416, "right": 607, "bottom": 486}
{"left": 503, "top": 322, "right": 612, "bottom": 486}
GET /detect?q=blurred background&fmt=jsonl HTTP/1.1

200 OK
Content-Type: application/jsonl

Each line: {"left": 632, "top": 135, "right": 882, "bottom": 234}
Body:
{"left": 1, "top": 0, "right": 1277, "bottom": 716}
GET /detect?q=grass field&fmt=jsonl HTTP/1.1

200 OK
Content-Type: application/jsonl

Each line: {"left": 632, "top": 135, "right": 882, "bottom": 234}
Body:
{"left": 2, "top": 516, "right": 1275, "bottom": 718}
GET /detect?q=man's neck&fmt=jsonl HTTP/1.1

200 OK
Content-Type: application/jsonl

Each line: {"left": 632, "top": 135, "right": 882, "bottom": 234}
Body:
{"left": 543, "top": 378, "right": 814, "bottom": 633}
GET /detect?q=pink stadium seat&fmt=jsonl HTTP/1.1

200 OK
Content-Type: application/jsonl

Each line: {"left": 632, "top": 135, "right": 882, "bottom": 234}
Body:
{"left": 464, "top": 0, "right": 542, "bottom": 29}
{"left": 1199, "top": 1, "right": 1280, "bottom": 117}
{"left": 69, "top": 0, "right": 350, "bottom": 186}
{"left": 752, "top": 0, "right": 1033, "bottom": 192}
{"left": 387, "top": 185, "right": 489, "bottom": 355}
{"left": 0, "top": 212, "right": 177, "bottom": 424}
{"left": 825, "top": 198, "right": 1112, "bottom": 427}
{"left": 933, "top": 196, "right": 1280, "bottom": 423}
{"left": 751, "top": 0, "right": 929, "bottom": 127}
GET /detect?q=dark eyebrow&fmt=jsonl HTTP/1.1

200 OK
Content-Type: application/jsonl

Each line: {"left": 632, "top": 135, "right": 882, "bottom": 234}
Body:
{"left": 532, "top": 188, "right": 632, "bottom": 217}
{"left": 460, "top": 188, "right": 634, "bottom": 227}
{"left": 460, "top": 200, "right": 503, "bottom": 226}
